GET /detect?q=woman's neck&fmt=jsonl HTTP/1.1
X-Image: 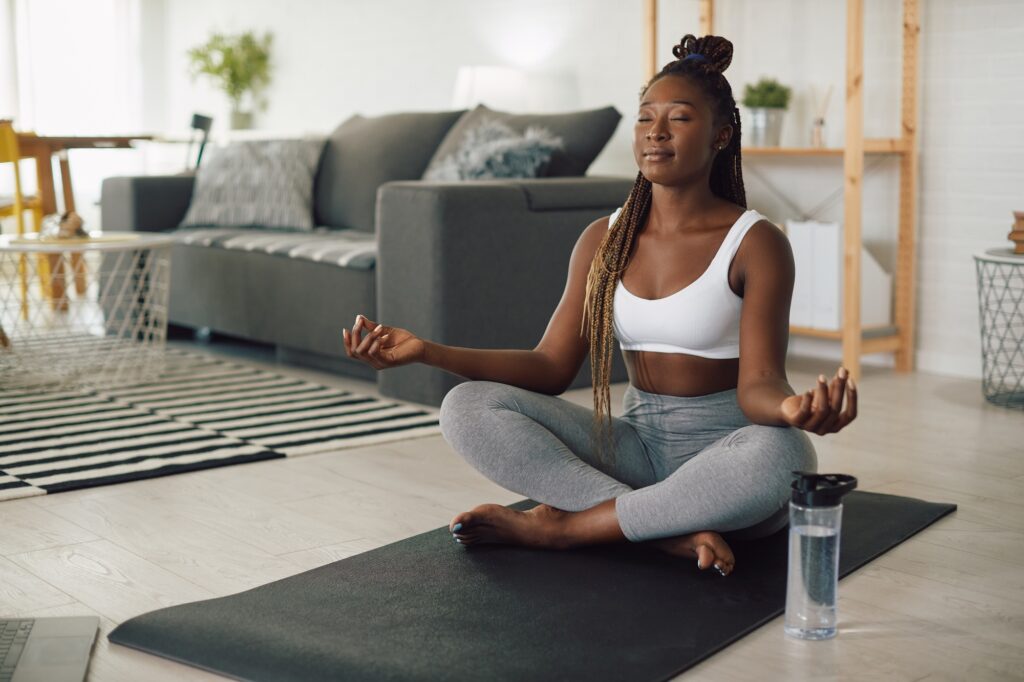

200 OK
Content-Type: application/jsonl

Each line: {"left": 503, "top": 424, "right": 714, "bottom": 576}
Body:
{"left": 647, "top": 183, "right": 722, "bottom": 234}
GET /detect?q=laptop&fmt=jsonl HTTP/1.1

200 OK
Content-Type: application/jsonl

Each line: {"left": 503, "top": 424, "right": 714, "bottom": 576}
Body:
{"left": 0, "top": 617, "right": 99, "bottom": 682}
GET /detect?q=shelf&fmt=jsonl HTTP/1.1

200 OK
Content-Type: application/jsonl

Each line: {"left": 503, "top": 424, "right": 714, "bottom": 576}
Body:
{"left": 742, "top": 138, "right": 907, "bottom": 156}
{"left": 790, "top": 325, "right": 897, "bottom": 341}
{"left": 652, "top": 0, "right": 921, "bottom": 378}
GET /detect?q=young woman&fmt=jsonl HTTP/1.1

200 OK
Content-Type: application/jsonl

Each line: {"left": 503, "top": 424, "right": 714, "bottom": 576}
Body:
{"left": 343, "top": 34, "right": 856, "bottom": 577}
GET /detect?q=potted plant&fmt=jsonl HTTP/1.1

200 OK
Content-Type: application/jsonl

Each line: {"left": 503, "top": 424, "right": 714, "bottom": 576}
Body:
{"left": 187, "top": 31, "right": 273, "bottom": 130}
{"left": 742, "top": 77, "right": 791, "bottom": 147}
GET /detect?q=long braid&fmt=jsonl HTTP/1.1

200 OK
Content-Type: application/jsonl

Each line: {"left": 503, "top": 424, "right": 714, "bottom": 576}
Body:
{"left": 582, "top": 34, "right": 747, "bottom": 467}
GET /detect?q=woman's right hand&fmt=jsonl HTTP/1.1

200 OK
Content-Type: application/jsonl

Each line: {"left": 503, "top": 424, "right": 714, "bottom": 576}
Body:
{"left": 343, "top": 314, "right": 425, "bottom": 370}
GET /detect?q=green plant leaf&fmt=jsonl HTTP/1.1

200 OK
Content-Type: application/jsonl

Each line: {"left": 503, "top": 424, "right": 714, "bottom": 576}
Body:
{"left": 742, "top": 77, "right": 791, "bottom": 109}
{"left": 187, "top": 30, "right": 273, "bottom": 111}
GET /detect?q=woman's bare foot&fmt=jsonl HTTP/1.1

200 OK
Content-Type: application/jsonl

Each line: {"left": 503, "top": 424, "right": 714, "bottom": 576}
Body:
{"left": 449, "top": 502, "right": 735, "bottom": 577}
{"left": 449, "top": 502, "right": 571, "bottom": 549}
{"left": 649, "top": 531, "right": 735, "bottom": 576}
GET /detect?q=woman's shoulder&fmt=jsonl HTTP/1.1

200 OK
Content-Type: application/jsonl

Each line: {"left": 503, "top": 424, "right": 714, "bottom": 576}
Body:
{"left": 737, "top": 213, "right": 792, "bottom": 266}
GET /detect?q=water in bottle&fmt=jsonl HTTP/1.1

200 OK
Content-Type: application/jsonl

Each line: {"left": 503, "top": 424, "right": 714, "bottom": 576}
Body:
{"left": 784, "top": 471, "right": 857, "bottom": 641}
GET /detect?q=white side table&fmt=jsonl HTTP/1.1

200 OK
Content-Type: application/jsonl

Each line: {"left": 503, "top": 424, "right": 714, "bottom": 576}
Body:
{"left": 974, "top": 248, "right": 1024, "bottom": 410}
{"left": 0, "top": 231, "right": 174, "bottom": 391}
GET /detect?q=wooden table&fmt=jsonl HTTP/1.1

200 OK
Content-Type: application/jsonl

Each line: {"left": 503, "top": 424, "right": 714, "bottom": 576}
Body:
{"left": 14, "top": 133, "right": 153, "bottom": 304}
{"left": 15, "top": 133, "right": 153, "bottom": 214}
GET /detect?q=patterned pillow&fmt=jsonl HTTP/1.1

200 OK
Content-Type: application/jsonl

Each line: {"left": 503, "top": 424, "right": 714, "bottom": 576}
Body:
{"left": 422, "top": 118, "right": 563, "bottom": 181}
{"left": 180, "top": 138, "right": 326, "bottom": 231}
{"left": 425, "top": 104, "right": 621, "bottom": 177}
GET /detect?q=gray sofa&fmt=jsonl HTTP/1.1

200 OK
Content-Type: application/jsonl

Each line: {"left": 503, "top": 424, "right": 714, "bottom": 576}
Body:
{"left": 101, "top": 108, "right": 634, "bottom": 406}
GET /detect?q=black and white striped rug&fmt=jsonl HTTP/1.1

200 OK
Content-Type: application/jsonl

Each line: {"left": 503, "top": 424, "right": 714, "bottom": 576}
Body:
{"left": 0, "top": 349, "right": 442, "bottom": 501}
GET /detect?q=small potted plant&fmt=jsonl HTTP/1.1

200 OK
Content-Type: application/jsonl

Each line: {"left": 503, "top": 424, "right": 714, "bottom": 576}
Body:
{"left": 742, "top": 77, "right": 792, "bottom": 147}
{"left": 187, "top": 31, "right": 273, "bottom": 129}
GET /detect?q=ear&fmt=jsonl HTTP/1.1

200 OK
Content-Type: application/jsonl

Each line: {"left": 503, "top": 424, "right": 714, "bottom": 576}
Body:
{"left": 715, "top": 123, "right": 733, "bottom": 149}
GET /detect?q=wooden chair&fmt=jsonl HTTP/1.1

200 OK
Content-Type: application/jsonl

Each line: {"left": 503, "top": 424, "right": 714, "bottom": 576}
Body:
{"left": 0, "top": 120, "right": 49, "bottom": 320}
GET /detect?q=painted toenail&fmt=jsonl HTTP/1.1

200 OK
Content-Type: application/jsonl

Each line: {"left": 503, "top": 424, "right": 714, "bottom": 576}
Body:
{"left": 453, "top": 523, "right": 463, "bottom": 532}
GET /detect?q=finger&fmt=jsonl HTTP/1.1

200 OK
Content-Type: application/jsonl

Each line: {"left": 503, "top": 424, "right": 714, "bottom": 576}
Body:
{"left": 368, "top": 334, "right": 388, "bottom": 359}
{"left": 833, "top": 379, "right": 858, "bottom": 432}
{"left": 342, "top": 328, "right": 352, "bottom": 356}
{"left": 830, "top": 367, "right": 848, "bottom": 412}
{"left": 816, "top": 412, "right": 838, "bottom": 436}
{"left": 355, "top": 323, "right": 384, "bottom": 355}
{"left": 351, "top": 315, "right": 364, "bottom": 348}
{"left": 805, "top": 376, "right": 830, "bottom": 431}
{"left": 790, "top": 390, "right": 813, "bottom": 426}
{"left": 839, "top": 378, "right": 858, "bottom": 427}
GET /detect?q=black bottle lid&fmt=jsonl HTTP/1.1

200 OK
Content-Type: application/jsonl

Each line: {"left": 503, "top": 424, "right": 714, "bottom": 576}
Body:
{"left": 790, "top": 471, "right": 858, "bottom": 507}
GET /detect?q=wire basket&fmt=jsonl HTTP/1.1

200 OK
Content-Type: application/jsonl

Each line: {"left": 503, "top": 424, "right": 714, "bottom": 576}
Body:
{"left": 974, "top": 249, "right": 1024, "bottom": 410}
{"left": 0, "top": 242, "right": 171, "bottom": 392}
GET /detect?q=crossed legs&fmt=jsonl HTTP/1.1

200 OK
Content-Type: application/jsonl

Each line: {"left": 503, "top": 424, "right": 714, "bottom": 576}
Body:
{"left": 438, "top": 381, "right": 817, "bottom": 575}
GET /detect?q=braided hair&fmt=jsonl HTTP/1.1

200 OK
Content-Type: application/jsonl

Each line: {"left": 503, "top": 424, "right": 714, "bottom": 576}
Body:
{"left": 580, "top": 34, "right": 748, "bottom": 467}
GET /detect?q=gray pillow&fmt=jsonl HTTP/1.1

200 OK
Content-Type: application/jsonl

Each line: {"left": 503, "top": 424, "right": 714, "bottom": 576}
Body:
{"left": 180, "top": 138, "right": 325, "bottom": 231}
{"left": 425, "top": 104, "right": 621, "bottom": 178}
{"left": 313, "top": 110, "right": 466, "bottom": 232}
{"left": 422, "top": 118, "right": 563, "bottom": 181}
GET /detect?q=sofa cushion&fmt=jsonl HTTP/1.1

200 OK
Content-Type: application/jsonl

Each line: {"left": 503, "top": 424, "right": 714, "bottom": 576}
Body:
{"left": 425, "top": 104, "right": 621, "bottom": 178}
{"left": 313, "top": 110, "right": 466, "bottom": 233}
{"left": 422, "top": 118, "right": 563, "bottom": 181}
{"left": 179, "top": 139, "right": 326, "bottom": 231}
{"left": 173, "top": 227, "right": 377, "bottom": 270}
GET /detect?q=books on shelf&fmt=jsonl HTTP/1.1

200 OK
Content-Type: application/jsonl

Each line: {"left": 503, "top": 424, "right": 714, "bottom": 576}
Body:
{"left": 785, "top": 219, "right": 892, "bottom": 330}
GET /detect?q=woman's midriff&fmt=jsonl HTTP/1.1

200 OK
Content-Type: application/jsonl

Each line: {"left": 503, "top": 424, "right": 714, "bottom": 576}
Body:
{"left": 623, "top": 350, "right": 739, "bottom": 397}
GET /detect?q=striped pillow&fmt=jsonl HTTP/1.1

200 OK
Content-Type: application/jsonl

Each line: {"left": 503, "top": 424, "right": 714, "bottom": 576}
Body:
{"left": 180, "top": 138, "right": 326, "bottom": 232}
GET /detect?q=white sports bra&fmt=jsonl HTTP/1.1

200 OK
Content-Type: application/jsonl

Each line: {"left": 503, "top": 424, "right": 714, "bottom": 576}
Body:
{"left": 608, "top": 205, "right": 767, "bottom": 358}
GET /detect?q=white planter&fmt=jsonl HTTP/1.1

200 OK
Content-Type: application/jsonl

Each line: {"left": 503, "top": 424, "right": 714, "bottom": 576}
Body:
{"left": 230, "top": 110, "right": 253, "bottom": 130}
{"left": 746, "top": 107, "right": 785, "bottom": 147}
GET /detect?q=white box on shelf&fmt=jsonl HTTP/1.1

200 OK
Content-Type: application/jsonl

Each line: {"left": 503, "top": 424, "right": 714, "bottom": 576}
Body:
{"left": 785, "top": 219, "right": 814, "bottom": 327}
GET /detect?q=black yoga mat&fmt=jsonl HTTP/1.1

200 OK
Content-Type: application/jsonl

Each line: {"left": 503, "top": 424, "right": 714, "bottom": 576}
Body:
{"left": 110, "top": 490, "right": 955, "bottom": 682}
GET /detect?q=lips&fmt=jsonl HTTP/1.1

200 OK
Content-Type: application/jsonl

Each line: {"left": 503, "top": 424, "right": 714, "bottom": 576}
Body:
{"left": 643, "top": 148, "right": 674, "bottom": 159}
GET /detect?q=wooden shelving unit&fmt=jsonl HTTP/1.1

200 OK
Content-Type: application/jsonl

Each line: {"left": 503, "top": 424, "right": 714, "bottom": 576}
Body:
{"left": 643, "top": 0, "right": 921, "bottom": 379}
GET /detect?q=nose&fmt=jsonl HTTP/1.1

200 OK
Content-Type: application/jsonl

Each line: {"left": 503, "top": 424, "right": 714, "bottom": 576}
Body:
{"left": 645, "top": 117, "right": 669, "bottom": 140}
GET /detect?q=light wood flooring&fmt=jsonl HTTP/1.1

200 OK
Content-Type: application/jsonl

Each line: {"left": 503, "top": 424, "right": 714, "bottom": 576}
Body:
{"left": 2, "top": 338, "right": 1023, "bottom": 681}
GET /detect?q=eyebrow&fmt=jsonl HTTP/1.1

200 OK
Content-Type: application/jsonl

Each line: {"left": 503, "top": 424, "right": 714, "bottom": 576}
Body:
{"left": 639, "top": 99, "right": 695, "bottom": 107}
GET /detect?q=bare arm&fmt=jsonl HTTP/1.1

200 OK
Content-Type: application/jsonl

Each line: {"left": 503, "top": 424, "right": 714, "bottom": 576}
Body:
{"left": 423, "top": 217, "right": 608, "bottom": 393}
{"left": 735, "top": 220, "right": 796, "bottom": 425}
{"left": 735, "top": 220, "right": 858, "bottom": 434}
{"left": 348, "top": 217, "right": 610, "bottom": 394}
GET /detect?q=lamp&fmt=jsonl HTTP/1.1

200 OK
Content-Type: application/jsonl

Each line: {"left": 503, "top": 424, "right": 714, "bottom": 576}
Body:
{"left": 452, "top": 66, "right": 579, "bottom": 113}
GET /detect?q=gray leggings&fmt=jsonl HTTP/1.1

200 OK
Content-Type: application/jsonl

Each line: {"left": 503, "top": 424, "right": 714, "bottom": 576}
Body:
{"left": 439, "top": 380, "right": 817, "bottom": 543}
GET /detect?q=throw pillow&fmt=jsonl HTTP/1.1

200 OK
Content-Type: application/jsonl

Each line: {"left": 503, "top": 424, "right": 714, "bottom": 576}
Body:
{"left": 422, "top": 118, "right": 563, "bottom": 181}
{"left": 313, "top": 110, "right": 466, "bottom": 233}
{"left": 180, "top": 138, "right": 326, "bottom": 231}
{"left": 424, "top": 104, "right": 621, "bottom": 178}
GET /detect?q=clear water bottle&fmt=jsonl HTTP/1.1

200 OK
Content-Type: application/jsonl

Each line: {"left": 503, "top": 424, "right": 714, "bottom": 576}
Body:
{"left": 784, "top": 471, "right": 858, "bottom": 640}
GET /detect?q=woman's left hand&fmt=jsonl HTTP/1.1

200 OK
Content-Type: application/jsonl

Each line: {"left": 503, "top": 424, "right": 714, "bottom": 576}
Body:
{"left": 780, "top": 366, "right": 857, "bottom": 435}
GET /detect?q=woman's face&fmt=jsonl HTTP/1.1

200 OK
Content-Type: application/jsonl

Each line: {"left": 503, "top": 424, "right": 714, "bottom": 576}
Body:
{"left": 632, "top": 75, "right": 730, "bottom": 185}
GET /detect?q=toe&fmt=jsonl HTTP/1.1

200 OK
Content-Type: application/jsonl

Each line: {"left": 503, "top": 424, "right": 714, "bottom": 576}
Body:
{"left": 450, "top": 514, "right": 470, "bottom": 533}
{"left": 714, "top": 556, "right": 735, "bottom": 576}
{"left": 695, "top": 544, "right": 716, "bottom": 570}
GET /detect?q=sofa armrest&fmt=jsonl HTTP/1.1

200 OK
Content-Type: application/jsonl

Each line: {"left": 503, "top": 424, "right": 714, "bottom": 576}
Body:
{"left": 100, "top": 175, "right": 195, "bottom": 232}
{"left": 375, "top": 176, "right": 635, "bottom": 406}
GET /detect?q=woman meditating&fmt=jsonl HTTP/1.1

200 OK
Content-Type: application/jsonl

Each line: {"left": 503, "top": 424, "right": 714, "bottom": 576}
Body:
{"left": 343, "top": 34, "right": 856, "bottom": 578}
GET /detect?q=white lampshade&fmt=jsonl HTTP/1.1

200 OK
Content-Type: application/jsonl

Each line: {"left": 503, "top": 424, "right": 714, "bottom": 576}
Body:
{"left": 452, "top": 66, "right": 579, "bottom": 113}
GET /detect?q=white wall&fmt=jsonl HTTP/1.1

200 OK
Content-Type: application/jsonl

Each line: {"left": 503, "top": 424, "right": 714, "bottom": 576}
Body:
{"left": 43, "top": 0, "right": 1024, "bottom": 379}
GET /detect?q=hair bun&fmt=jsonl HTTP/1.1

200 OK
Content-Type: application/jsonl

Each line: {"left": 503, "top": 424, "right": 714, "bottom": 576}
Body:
{"left": 671, "top": 34, "right": 733, "bottom": 74}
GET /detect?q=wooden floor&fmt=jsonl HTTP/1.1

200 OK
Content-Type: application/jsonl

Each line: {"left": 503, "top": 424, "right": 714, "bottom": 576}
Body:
{"left": 2, "top": 338, "right": 1023, "bottom": 681}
